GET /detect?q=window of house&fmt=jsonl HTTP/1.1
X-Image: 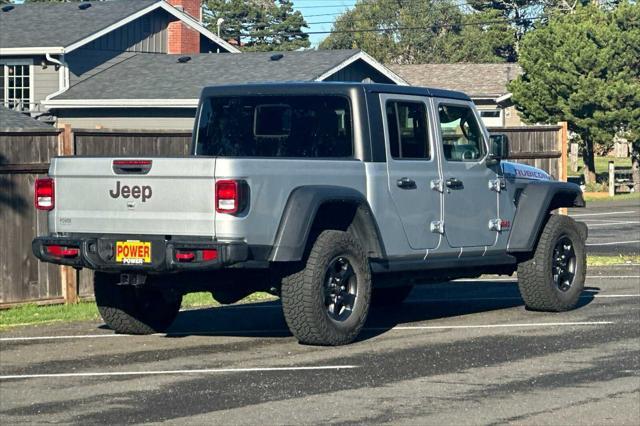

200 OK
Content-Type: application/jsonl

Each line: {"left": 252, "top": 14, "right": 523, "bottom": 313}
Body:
{"left": 385, "top": 100, "right": 430, "bottom": 160}
{"left": 479, "top": 109, "right": 503, "bottom": 127}
{"left": 1, "top": 63, "right": 32, "bottom": 111}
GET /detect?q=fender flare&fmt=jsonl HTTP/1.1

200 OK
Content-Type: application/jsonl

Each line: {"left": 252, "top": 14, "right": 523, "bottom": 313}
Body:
{"left": 269, "top": 185, "right": 384, "bottom": 262}
{"left": 507, "top": 181, "right": 585, "bottom": 253}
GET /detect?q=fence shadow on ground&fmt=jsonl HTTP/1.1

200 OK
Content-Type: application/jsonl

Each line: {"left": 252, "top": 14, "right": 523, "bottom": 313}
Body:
{"left": 112, "top": 280, "right": 599, "bottom": 342}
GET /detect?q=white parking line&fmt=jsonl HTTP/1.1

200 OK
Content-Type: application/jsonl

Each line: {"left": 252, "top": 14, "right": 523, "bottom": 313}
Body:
{"left": 384, "top": 321, "right": 613, "bottom": 331}
{"left": 587, "top": 221, "right": 640, "bottom": 228}
{"left": 406, "top": 294, "right": 640, "bottom": 303}
{"left": 581, "top": 218, "right": 635, "bottom": 223}
{"left": 0, "top": 320, "right": 617, "bottom": 342}
{"left": 0, "top": 365, "right": 359, "bottom": 381}
{"left": 586, "top": 240, "right": 640, "bottom": 246}
{"left": 571, "top": 211, "right": 637, "bottom": 217}
{"left": 453, "top": 276, "right": 640, "bottom": 281}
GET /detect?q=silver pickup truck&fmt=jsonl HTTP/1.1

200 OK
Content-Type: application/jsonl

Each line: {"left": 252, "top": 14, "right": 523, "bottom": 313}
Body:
{"left": 33, "top": 82, "right": 587, "bottom": 345}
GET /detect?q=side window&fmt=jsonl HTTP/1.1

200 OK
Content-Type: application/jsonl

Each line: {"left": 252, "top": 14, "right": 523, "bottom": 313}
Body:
{"left": 438, "top": 104, "right": 486, "bottom": 162}
{"left": 385, "top": 100, "right": 430, "bottom": 160}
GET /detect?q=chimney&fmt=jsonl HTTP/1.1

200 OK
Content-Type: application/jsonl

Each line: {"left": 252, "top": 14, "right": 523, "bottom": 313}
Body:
{"left": 167, "top": 0, "right": 201, "bottom": 54}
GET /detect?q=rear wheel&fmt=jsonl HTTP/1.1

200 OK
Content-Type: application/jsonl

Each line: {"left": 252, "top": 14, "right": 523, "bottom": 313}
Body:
{"left": 281, "top": 230, "right": 372, "bottom": 346}
{"left": 517, "top": 215, "right": 586, "bottom": 312}
{"left": 94, "top": 272, "right": 182, "bottom": 334}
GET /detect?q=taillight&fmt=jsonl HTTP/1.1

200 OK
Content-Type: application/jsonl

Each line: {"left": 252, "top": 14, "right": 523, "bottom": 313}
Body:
{"left": 175, "top": 251, "right": 196, "bottom": 262}
{"left": 215, "top": 180, "right": 242, "bottom": 214}
{"left": 46, "top": 245, "right": 79, "bottom": 258}
{"left": 35, "top": 178, "right": 54, "bottom": 210}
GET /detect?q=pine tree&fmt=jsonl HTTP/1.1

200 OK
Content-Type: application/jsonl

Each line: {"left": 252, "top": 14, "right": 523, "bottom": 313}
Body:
{"left": 509, "top": 1, "right": 640, "bottom": 185}
{"left": 203, "top": 0, "right": 309, "bottom": 51}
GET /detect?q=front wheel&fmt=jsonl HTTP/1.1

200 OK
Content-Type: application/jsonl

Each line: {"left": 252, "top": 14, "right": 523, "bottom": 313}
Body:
{"left": 94, "top": 272, "right": 182, "bottom": 334}
{"left": 280, "top": 230, "right": 372, "bottom": 346}
{"left": 517, "top": 215, "right": 586, "bottom": 312}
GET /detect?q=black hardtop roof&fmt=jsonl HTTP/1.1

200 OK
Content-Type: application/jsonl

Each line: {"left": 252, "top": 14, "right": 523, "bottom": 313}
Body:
{"left": 200, "top": 82, "right": 471, "bottom": 102}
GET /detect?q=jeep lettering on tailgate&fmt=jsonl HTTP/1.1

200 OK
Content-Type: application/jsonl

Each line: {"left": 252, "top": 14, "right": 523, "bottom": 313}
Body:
{"left": 109, "top": 181, "right": 152, "bottom": 202}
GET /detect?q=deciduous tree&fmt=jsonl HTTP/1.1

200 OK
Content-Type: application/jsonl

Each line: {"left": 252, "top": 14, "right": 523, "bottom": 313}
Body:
{"left": 319, "top": 0, "right": 516, "bottom": 64}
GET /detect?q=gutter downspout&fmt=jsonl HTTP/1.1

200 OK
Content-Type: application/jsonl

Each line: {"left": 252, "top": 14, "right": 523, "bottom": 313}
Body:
{"left": 44, "top": 53, "right": 69, "bottom": 102}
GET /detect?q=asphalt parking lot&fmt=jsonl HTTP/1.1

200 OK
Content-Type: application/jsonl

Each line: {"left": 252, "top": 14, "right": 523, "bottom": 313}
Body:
{"left": 1, "top": 265, "right": 638, "bottom": 425}
{"left": 570, "top": 200, "right": 640, "bottom": 256}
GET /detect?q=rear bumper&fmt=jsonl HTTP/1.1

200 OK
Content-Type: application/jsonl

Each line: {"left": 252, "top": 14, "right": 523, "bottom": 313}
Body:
{"left": 32, "top": 235, "right": 249, "bottom": 273}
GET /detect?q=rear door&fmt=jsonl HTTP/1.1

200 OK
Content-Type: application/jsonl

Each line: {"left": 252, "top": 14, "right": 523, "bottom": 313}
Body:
{"left": 51, "top": 157, "right": 216, "bottom": 236}
{"left": 382, "top": 94, "right": 442, "bottom": 250}
{"left": 435, "top": 99, "right": 498, "bottom": 248}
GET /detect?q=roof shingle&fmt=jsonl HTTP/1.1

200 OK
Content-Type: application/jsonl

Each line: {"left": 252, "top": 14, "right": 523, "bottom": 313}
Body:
{"left": 388, "top": 63, "right": 522, "bottom": 97}
{"left": 54, "top": 50, "right": 362, "bottom": 100}
{"left": 0, "top": 107, "right": 55, "bottom": 131}
{"left": 0, "top": 0, "right": 159, "bottom": 49}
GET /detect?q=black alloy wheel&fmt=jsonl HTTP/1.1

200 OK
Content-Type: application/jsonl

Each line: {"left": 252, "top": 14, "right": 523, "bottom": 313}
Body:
{"left": 552, "top": 236, "right": 577, "bottom": 292}
{"left": 324, "top": 256, "right": 358, "bottom": 322}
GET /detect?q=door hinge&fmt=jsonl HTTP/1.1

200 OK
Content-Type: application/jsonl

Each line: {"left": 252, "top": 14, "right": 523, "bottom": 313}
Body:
{"left": 430, "top": 179, "right": 444, "bottom": 193}
{"left": 430, "top": 220, "right": 444, "bottom": 234}
{"left": 488, "top": 178, "right": 506, "bottom": 193}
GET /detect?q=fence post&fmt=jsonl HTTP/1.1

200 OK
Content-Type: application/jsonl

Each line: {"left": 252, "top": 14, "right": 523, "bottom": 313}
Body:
{"left": 570, "top": 143, "right": 579, "bottom": 173}
{"left": 558, "top": 122, "right": 569, "bottom": 215}
{"left": 609, "top": 161, "right": 615, "bottom": 197}
{"left": 59, "top": 124, "right": 78, "bottom": 303}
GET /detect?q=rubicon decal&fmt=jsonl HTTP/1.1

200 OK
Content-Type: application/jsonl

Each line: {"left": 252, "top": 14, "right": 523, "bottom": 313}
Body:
{"left": 109, "top": 181, "right": 152, "bottom": 202}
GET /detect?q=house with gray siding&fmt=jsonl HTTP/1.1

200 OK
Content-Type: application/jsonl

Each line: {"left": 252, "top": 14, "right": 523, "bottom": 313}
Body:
{"left": 1, "top": 0, "right": 405, "bottom": 131}
{"left": 0, "top": 0, "right": 237, "bottom": 114}
{"left": 44, "top": 49, "right": 406, "bottom": 130}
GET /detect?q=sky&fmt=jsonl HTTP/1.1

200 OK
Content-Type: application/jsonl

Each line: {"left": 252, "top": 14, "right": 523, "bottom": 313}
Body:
{"left": 291, "top": 0, "right": 358, "bottom": 47}
{"left": 9, "top": 0, "right": 353, "bottom": 47}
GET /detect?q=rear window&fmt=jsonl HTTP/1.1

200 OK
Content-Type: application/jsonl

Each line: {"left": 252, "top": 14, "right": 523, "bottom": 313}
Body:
{"left": 195, "top": 95, "right": 353, "bottom": 158}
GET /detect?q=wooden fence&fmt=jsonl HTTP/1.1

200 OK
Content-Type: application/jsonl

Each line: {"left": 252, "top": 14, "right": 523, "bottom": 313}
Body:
{"left": 0, "top": 129, "right": 65, "bottom": 305}
{"left": 74, "top": 128, "right": 192, "bottom": 157}
{"left": 0, "top": 127, "right": 192, "bottom": 306}
{"left": 1, "top": 124, "right": 567, "bottom": 306}
{"left": 488, "top": 123, "right": 567, "bottom": 181}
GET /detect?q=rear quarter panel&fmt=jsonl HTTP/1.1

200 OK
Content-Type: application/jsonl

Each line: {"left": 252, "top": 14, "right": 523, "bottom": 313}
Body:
{"left": 214, "top": 158, "right": 366, "bottom": 246}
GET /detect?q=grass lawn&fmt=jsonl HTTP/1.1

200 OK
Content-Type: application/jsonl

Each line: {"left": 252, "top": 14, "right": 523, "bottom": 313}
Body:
{"left": 0, "top": 291, "right": 275, "bottom": 330}
{"left": 567, "top": 155, "right": 638, "bottom": 199}
{"left": 583, "top": 192, "right": 640, "bottom": 203}
{"left": 587, "top": 255, "right": 640, "bottom": 266}
{"left": 567, "top": 156, "right": 632, "bottom": 178}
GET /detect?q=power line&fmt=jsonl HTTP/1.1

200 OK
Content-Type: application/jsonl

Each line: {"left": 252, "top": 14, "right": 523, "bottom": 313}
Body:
{"left": 234, "top": 13, "right": 553, "bottom": 38}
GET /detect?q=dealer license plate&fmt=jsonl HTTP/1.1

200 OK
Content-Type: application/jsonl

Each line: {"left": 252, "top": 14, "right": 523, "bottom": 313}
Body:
{"left": 116, "top": 240, "right": 151, "bottom": 264}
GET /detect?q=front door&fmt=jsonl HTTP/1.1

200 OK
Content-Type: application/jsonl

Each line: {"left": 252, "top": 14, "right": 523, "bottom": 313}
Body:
{"left": 435, "top": 100, "right": 498, "bottom": 248}
{"left": 382, "top": 95, "right": 442, "bottom": 250}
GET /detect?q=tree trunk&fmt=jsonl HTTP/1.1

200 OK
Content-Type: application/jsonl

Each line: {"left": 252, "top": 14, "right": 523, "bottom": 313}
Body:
{"left": 582, "top": 137, "right": 597, "bottom": 185}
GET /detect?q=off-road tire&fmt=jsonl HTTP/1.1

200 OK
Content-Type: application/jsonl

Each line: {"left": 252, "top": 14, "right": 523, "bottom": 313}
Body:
{"left": 372, "top": 285, "right": 413, "bottom": 307}
{"left": 94, "top": 272, "right": 182, "bottom": 334}
{"left": 280, "top": 230, "right": 372, "bottom": 346}
{"left": 517, "top": 215, "right": 586, "bottom": 312}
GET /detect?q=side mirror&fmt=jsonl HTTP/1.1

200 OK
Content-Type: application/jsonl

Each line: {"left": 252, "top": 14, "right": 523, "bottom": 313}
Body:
{"left": 488, "top": 134, "right": 509, "bottom": 164}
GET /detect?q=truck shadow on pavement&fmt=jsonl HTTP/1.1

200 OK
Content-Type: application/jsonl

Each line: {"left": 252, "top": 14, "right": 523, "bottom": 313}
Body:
{"left": 161, "top": 280, "right": 598, "bottom": 342}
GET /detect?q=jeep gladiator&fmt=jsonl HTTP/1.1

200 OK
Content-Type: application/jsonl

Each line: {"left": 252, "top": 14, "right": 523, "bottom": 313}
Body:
{"left": 33, "top": 83, "right": 587, "bottom": 345}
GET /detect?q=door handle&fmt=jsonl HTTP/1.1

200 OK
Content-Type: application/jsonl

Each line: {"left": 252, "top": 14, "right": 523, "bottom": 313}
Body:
{"left": 445, "top": 177, "right": 464, "bottom": 189}
{"left": 396, "top": 177, "right": 416, "bottom": 189}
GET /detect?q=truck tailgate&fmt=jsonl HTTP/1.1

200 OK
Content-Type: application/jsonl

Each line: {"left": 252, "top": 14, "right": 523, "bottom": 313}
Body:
{"left": 50, "top": 157, "right": 216, "bottom": 236}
